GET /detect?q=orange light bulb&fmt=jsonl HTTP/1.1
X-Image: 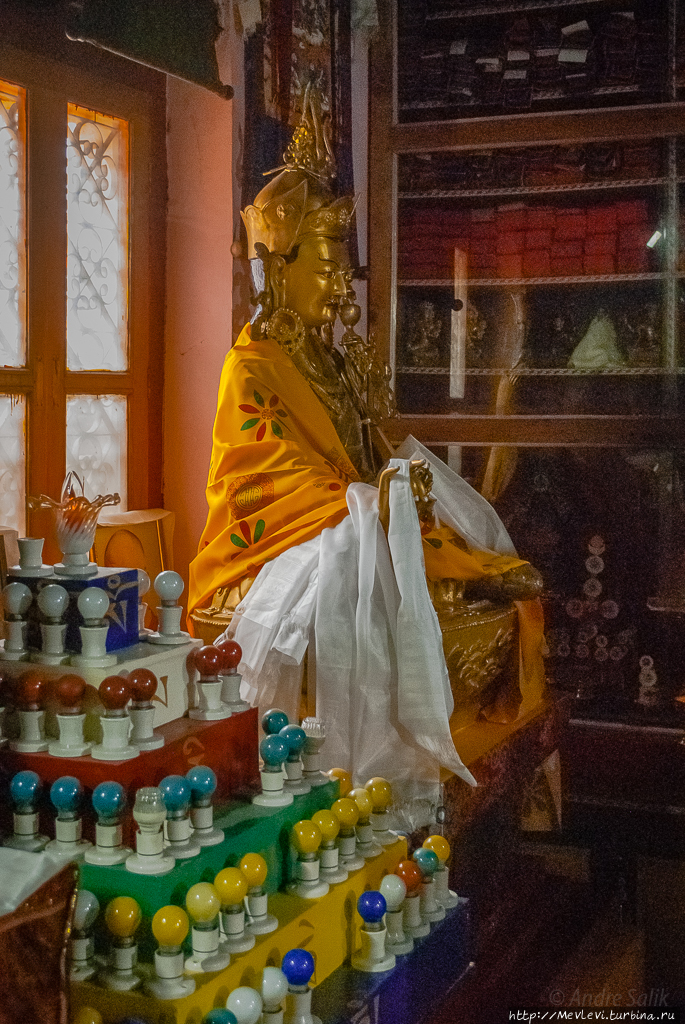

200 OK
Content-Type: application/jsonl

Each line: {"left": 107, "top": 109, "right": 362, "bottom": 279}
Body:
{"left": 214, "top": 866, "right": 248, "bottom": 906}
{"left": 151, "top": 905, "right": 189, "bottom": 947}
{"left": 240, "top": 852, "right": 268, "bottom": 888}
{"left": 327, "top": 767, "right": 352, "bottom": 796}
{"left": 365, "top": 777, "right": 392, "bottom": 811}
{"left": 104, "top": 896, "right": 141, "bottom": 940}
{"left": 349, "top": 787, "right": 373, "bottom": 820}
{"left": 332, "top": 796, "right": 359, "bottom": 829}
{"left": 312, "top": 808, "right": 339, "bottom": 843}
{"left": 423, "top": 834, "right": 450, "bottom": 864}
{"left": 292, "top": 818, "right": 322, "bottom": 855}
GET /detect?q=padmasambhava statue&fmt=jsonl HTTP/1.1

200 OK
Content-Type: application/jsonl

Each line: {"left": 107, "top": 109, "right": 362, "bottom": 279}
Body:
{"left": 188, "top": 88, "right": 544, "bottom": 737}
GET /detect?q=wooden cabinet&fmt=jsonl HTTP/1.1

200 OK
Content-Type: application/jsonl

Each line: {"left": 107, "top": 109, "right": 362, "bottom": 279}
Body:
{"left": 368, "top": 0, "right": 685, "bottom": 710}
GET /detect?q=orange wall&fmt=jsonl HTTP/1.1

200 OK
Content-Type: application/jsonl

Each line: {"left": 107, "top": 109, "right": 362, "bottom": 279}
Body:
{"left": 163, "top": 77, "right": 234, "bottom": 605}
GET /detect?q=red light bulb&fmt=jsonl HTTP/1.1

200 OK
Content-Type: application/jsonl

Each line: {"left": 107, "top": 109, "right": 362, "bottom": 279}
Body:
{"left": 395, "top": 859, "right": 423, "bottom": 894}
{"left": 0, "top": 668, "right": 11, "bottom": 704}
{"left": 127, "top": 667, "right": 158, "bottom": 703}
{"left": 215, "top": 637, "right": 242, "bottom": 673}
{"left": 55, "top": 673, "right": 86, "bottom": 712}
{"left": 194, "top": 644, "right": 223, "bottom": 677}
{"left": 16, "top": 669, "right": 46, "bottom": 709}
{"left": 99, "top": 675, "right": 131, "bottom": 711}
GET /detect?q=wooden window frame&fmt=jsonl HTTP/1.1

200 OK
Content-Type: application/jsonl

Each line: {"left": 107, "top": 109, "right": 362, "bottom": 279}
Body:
{"left": 0, "top": 37, "right": 165, "bottom": 546}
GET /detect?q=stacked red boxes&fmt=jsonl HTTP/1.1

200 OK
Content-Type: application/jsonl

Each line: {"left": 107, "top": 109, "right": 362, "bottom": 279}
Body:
{"left": 398, "top": 207, "right": 471, "bottom": 279}
{"left": 397, "top": 198, "right": 654, "bottom": 281}
{"left": 584, "top": 204, "right": 616, "bottom": 276}
{"left": 615, "top": 199, "right": 651, "bottom": 273}
{"left": 495, "top": 206, "right": 526, "bottom": 278}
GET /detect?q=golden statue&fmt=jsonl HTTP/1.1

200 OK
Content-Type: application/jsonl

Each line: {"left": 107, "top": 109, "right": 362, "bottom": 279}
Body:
{"left": 188, "top": 87, "right": 544, "bottom": 728}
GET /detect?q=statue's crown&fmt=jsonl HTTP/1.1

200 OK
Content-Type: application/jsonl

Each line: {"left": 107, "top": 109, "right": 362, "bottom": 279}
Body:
{"left": 241, "top": 85, "right": 354, "bottom": 259}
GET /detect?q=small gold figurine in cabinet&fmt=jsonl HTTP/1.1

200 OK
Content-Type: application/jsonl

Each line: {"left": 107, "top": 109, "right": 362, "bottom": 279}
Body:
{"left": 406, "top": 300, "right": 444, "bottom": 367}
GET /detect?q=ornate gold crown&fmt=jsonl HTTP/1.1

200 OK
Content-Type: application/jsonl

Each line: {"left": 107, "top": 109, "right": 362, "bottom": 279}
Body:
{"left": 241, "top": 85, "right": 354, "bottom": 259}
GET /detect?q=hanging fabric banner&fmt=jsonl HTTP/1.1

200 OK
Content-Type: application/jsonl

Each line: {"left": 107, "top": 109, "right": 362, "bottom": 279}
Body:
{"left": 65, "top": 0, "right": 233, "bottom": 99}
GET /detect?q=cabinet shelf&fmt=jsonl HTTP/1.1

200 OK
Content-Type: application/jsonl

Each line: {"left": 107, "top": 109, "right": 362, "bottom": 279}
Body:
{"left": 399, "top": 176, "right": 672, "bottom": 200}
{"left": 400, "top": 272, "right": 665, "bottom": 287}
{"left": 424, "top": 0, "right": 623, "bottom": 19}
{"left": 399, "top": 84, "right": 649, "bottom": 116}
{"left": 397, "top": 366, "right": 685, "bottom": 376}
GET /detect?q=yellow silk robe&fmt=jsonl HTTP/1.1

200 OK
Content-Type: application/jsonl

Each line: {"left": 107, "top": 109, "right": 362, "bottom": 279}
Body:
{"left": 189, "top": 324, "right": 545, "bottom": 717}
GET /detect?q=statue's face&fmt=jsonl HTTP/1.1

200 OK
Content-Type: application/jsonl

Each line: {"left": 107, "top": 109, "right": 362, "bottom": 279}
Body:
{"left": 281, "top": 236, "right": 351, "bottom": 328}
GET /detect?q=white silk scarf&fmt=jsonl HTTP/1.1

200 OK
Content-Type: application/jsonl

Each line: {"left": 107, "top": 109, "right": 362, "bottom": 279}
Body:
{"left": 223, "top": 460, "right": 477, "bottom": 829}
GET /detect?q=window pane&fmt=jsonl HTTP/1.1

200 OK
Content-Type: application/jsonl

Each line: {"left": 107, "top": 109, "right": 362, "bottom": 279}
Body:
{"left": 66, "top": 105, "right": 129, "bottom": 371}
{"left": 0, "top": 79, "right": 26, "bottom": 368}
{"left": 66, "top": 395, "right": 127, "bottom": 508}
{"left": 0, "top": 395, "right": 25, "bottom": 535}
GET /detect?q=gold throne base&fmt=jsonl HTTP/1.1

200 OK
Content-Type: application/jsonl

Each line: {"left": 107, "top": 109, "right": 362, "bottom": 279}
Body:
{"left": 190, "top": 582, "right": 518, "bottom": 731}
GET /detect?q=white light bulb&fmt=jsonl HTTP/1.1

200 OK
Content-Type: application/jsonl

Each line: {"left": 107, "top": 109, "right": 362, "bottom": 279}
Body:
{"left": 137, "top": 569, "right": 151, "bottom": 597}
{"left": 77, "top": 587, "right": 109, "bottom": 624}
{"left": 3, "top": 582, "right": 32, "bottom": 617}
{"left": 226, "top": 986, "right": 263, "bottom": 1024}
{"left": 261, "top": 967, "right": 288, "bottom": 1011}
{"left": 73, "top": 889, "right": 100, "bottom": 933}
{"left": 153, "top": 570, "right": 184, "bottom": 603}
{"left": 37, "top": 584, "right": 68, "bottom": 621}
{"left": 132, "top": 787, "right": 166, "bottom": 827}
{"left": 380, "top": 873, "right": 407, "bottom": 912}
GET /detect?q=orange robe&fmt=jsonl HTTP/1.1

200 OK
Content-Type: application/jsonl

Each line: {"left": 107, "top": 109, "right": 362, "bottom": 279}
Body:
{"left": 189, "top": 323, "right": 545, "bottom": 718}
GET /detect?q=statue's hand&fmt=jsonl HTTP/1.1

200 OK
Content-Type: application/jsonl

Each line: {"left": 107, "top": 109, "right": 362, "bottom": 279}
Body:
{"left": 464, "top": 564, "right": 543, "bottom": 603}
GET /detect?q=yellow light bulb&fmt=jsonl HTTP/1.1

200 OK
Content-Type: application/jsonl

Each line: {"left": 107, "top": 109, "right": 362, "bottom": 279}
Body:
{"left": 332, "top": 796, "right": 359, "bottom": 828}
{"left": 327, "top": 767, "right": 352, "bottom": 796}
{"left": 104, "top": 896, "right": 141, "bottom": 940}
{"left": 349, "top": 787, "right": 373, "bottom": 819}
{"left": 424, "top": 834, "right": 451, "bottom": 864}
{"left": 292, "top": 818, "right": 322, "bottom": 855}
{"left": 365, "top": 777, "right": 392, "bottom": 811}
{"left": 72, "top": 1009, "right": 103, "bottom": 1024}
{"left": 240, "top": 852, "right": 268, "bottom": 888}
{"left": 214, "top": 866, "right": 248, "bottom": 905}
{"left": 185, "top": 882, "right": 221, "bottom": 924}
{"left": 151, "top": 905, "right": 189, "bottom": 947}
{"left": 312, "top": 808, "right": 339, "bottom": 842}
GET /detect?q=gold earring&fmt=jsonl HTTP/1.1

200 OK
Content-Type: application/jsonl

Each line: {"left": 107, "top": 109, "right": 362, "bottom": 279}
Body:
{"left": 265, "top": 307, "right": 306, "bottom": 356}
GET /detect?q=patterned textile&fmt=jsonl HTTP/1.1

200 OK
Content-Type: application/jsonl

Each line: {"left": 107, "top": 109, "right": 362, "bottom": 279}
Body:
{"left": 0, "top": 862, "right": 78, "bottom": 1024}
{"left": 189, "top": 324, "right": 355, "bottom": 618}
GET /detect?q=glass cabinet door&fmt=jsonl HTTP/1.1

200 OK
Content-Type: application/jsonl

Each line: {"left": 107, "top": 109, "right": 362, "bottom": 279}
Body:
{"left": 394, "top": 136, "right": 682, "bottom": 417}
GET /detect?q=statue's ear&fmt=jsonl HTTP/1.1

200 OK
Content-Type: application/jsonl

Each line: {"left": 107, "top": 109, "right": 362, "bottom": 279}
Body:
{"left": 269, "top": 254, "right": 287, "bottom": 308}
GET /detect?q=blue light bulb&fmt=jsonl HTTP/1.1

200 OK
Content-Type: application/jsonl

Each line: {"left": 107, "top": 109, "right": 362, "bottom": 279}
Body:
{"left": 279, "top": 724, "right": 306, "bottom": 757}
{"left": 10, "top": 770, "right": 41, "bottom": 811}
{"left": 357, "top": 890, "right": 387, "bottom": 924}
{"left": 261, "top": 707, "right": 289, "bottom": 735}
{"left": 281, "top": 948, "right": 314, "bottom": 988}
{"left": 159, "top": 775, "right": 191, "bottom": 813}
{"left": 259, "top": 734, "right": 289, "bottom": 768}
{"left": 204, "top": 1011, "right": 237, "bottom": 1024}
{"left": 412, "top": 847, "right": 439, "bottom": 877}
{"left": 92, "top": 781, "right": 126, "bottom": 822}
{"left": 186, "top": 765, "right": 217, "bottom": 803}
{"left": 50, "top": 776, "right": 82, "bottom": 817}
